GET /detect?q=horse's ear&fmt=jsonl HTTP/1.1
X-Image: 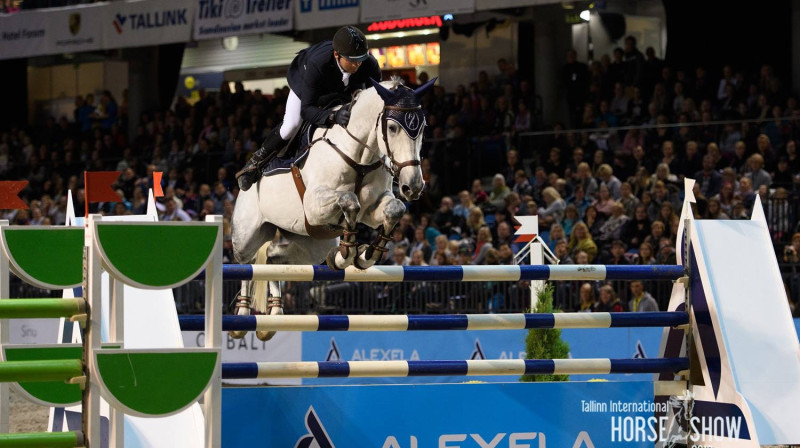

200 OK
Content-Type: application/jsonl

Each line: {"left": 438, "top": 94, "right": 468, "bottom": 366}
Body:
{"left": 370, "top": 78, "right": 395, "bottom": 103}
{"left": 414, "top": 77, "right": 438, "bottom": 99}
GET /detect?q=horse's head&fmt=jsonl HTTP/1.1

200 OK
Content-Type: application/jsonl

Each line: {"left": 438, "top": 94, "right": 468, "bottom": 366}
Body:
{"left": 367, "top": 77, "right": 436, "bottom": 201}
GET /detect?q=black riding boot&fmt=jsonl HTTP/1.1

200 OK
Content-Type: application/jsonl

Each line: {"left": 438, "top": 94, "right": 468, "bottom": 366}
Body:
{"left": 236, "top": 129, "right": 288, "bottom": 191}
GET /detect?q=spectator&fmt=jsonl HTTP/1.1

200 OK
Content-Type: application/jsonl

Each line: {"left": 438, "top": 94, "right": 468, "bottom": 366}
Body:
{"left": 577, "top": 283, "right": 596, "bottom": 312}
{"left": 464, "top": 207, "right": 486, "bottom": 241}
{"left": 538, "top": 187, "right": 566, "bottom": 227}
{"left": 433, "top": 196, "right": 459, "bottom": 237}
{"left": 567, "top": 221, "right": 598, "bottom": 263}
{"left": 603, "top": 240, "right": 630, "bottom": 265}
{"left": 629, "top": 281, "right": 659, "bottom": 312}
{"left": 595, "top": 285, "right": 624, "bottom": 312}
{"left": 409, "top": 227, "right": 433, "bottom": 262}
{"left": 453, "top": 190, "right": 476, "bottom": 221}
{"left": 597, "top": 202, "right": 630, "bottom": 245}
{"left": 472, "top": 226, "right": 494, "bottom": 265}
{"left": 391, "top": 247, "right": 410, "bottom": 266}
{"left": 489, "top": 173, "right": 510, "bottom": 209}
{"left": 562, "top": 49, "right": 590, "bottom": 127}
{"left": 511, "top": 169, "right": 533, "bottom": 197}
{"left": 596, "top": 164, "right": 622, "bottom": 199}
{"left": 634, "top": 242, "right": 657, "bottom": 265}
{"left": 561, "top": 204, "right": 580, "bottom": 237}
{"left": 745, "top": 153, "right": 771, "bottom": 190}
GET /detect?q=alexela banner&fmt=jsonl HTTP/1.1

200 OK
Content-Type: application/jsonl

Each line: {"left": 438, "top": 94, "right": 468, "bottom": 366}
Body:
{"left": 360, "top": 0, "right": 474, "bottom": 22}
{"left": 104, "top": 0, "right": 194, "bottom": 49}
{"left": 294, "top": 0, "right": 359, "bottom": 31}
{"left": 194, "top": 0, "right": 293, "bottom": 40}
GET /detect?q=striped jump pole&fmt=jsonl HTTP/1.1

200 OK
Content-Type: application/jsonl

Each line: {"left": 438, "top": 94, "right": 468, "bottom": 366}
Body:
{"left": 221, "top": 358, "right": 689, "bottom": 379}
{"left": 215, "top": 264, "right": 685, "bottom": 282}
{"left": 178, "top": 311, "right": 689, "bottom": 332}
{"left": 0, "top": 298, "right": 85, "bottom": 319}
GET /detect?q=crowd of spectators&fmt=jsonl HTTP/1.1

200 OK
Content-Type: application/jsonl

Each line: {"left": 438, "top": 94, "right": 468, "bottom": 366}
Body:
{"left": 2, "top": 35, "right": 800, "bottom": 314}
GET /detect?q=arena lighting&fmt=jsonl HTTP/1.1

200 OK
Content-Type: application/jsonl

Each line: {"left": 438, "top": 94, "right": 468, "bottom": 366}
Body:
{"left": 580, "top": 9, "right": 591, "bottom": 21}
{"left": 367, "top": 15, "right": 443, "bottom": 32}
{"left": 367, "top": 29, "right": 437, "bottom": 41}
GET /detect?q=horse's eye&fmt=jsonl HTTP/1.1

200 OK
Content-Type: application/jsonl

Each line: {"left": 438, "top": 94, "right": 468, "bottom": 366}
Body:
{"left": 388, "top": 123, "right": 399, "bottom": 133}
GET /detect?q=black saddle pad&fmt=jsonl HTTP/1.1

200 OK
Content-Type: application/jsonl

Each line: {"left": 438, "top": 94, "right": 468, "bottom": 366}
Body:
{"left": 261, "top": 121, "right": 318, "bottom": 177}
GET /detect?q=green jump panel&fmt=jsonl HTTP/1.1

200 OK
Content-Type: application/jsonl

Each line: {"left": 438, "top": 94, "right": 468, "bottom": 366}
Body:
{"left": 2, "top": 227, "right": 83, "bottom": 289}
{"left": 0, "top": 298, "right": 84, "bottom": 319}
{"left": 0, "top": 359, "right": 83, "bottom": 383}
{"left": 95, "top": 223, "right": 218, "bottom": 288}
{"left": 0, "top": 430, "right": 84, "bottom": 448}
{"left": 95, "top": 349, "right": 218, "bottom": 416}
{"left": 3, "top": 345, "right": 83, "bottom": 406}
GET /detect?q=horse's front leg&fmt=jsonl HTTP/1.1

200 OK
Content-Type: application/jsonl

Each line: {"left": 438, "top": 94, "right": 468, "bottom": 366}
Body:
{"left": 255, "top": 280, "right": 283, "bottom": 341}
{"left": 355, "top": 193, "right": 406, "bottom": 269}
{"left": 305, "top": 186, "right": 361, "bottom": 270}
{"left": 230, "top": 280, "right": 255, "bottom": 339}
{"left": 328, "top": 191, "right": 361, "bottom": 269}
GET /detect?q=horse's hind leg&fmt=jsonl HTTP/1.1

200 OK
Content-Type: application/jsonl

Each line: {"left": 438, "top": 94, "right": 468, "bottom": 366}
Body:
{"left": 231, "top": 191, "right": 278, "bottom": 339}
{"left": 355, "top": 193, "right": 406, "bottom": 269}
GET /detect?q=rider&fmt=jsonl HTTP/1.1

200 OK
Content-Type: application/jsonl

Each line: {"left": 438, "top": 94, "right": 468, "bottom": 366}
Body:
{"left": 236, "top": 26, "right": 382, "bottom": 191}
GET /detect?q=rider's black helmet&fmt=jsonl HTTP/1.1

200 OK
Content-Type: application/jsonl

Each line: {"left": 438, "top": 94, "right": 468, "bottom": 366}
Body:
{"left": 333, "top": 26, "right": 369, "bottom": 62}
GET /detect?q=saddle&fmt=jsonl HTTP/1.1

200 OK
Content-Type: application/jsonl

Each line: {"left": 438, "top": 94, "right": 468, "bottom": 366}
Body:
{"left": 261, "top": 97, "right": 349, "bottom": 178}
{"left": 260, "top": 120, "right": 318, "bottom": 178}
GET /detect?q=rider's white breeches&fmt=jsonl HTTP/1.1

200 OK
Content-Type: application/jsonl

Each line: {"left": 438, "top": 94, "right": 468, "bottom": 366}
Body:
{"left": 279, "top": 89, "right": 302, "bottom": 140}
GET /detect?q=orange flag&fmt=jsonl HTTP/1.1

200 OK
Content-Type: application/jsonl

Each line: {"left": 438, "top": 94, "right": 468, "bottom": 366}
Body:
{"left": 84, "top": 171, "right": 121, "bottom": 203}
{"left": 0, "top": 181, "right": 29, "bottom": 210}
{"left": 153, "top": 171, "right": 164, "bottom": 198}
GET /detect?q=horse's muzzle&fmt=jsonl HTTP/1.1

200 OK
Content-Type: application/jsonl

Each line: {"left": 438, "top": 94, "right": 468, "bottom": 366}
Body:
{"left": 400, "top": 180, "right": 425, "bottom": 201}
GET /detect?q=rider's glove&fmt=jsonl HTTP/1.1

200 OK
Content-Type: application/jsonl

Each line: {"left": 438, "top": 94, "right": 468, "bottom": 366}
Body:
{"left": 334, "top": 108, "right": 351, "bottom": 127}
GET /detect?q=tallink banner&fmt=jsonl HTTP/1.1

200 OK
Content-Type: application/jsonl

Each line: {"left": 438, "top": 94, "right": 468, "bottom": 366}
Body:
{"left": 222, "top": 381, "right": 664, "bottom": 447}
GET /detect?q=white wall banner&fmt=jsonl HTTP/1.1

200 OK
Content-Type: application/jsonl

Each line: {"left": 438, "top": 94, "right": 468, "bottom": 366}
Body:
{"left": 294, "top": 0, "right": 359, "bottom": 31}
{"left": 0, "top": 10, "right": 48, "bottom": 60}
{"left": 182, "top": 330, "right": 302, "bottom": 385}
{"left": 104, "top": 0, "right": 194, "bottom": 49}
{"left": 194, "top": 0, "right": 293, "bottom": 40}
{"left": 360, "top": 0, "right": 474, "bottom": 23}
{"left": 45, "top": 4, "right": 107, "bottom": 55}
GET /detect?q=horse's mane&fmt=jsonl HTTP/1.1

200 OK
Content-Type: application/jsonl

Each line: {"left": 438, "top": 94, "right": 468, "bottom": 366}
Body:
{"left": 387, "top": 76, "right": 404, "bottom": 89}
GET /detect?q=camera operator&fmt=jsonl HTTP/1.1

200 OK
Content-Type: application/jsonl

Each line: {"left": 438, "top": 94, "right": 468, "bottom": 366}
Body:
{"left": 783, "top": 233, "right": 800, "bottom": 263}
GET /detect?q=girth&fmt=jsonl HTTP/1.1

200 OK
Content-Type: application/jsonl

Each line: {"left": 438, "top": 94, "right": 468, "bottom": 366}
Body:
{"left": 290, "top": 136, "right": 384, "bottom": 240}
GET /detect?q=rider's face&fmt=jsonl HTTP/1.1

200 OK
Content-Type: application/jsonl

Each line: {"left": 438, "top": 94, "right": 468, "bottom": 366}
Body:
{"left": 335, "top": 52, "right": 362, "bottom": 74}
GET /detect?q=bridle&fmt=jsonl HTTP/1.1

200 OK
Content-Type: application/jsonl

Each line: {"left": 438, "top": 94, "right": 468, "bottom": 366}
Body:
{"left": 338, "top": 88, "right": 423, "bottom": 179}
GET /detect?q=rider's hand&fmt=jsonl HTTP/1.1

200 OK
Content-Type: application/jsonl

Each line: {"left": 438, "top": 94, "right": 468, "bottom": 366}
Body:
{"left": 334, "top": 108, "right": 350, "bottom": 126}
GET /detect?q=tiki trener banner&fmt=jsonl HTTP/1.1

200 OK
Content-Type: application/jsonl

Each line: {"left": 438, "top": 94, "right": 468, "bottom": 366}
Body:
{"left": 194, "top": 0, "right": 293, "bottom": 40}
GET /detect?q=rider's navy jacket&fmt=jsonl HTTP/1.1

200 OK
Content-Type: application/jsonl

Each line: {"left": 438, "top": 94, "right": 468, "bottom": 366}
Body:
{"left": 287, "top": 40, "right": 382, "bottom": 126}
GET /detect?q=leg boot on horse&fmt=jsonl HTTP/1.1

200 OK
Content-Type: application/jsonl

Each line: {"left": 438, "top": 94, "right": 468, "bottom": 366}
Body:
{"left": 236, "top": 127, "right": 288, "bottom": 191}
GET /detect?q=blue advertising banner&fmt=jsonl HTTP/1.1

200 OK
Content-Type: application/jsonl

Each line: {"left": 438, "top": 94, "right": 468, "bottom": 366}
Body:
{"left": 222, "top": 381, "right": 663, "bottom": 447}
{"left": 300, "top": 327, "right": 664, "bottom": 384}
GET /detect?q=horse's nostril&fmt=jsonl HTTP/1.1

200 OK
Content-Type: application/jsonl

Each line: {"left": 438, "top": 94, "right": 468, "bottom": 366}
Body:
{"left": 401, "top": 185, "right": 412, "bottom": 196}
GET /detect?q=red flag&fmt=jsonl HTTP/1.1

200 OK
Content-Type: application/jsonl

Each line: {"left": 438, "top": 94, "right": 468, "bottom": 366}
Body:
{"left": 0, "top": 181, "right": 29, "bottom": 210}
{"left": 84, "top": 171, "right": 121, "bottom": 203}
{"left": 153, "top": 171, "right": 164, "bottom": 198}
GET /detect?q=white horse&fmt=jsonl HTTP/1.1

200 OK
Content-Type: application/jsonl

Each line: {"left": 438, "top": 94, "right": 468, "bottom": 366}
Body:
{"left": 231, "top": 78, "right": 435, "bottom": 340}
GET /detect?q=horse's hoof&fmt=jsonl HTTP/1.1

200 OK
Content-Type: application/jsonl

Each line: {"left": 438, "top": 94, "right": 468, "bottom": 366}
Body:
{"left": 326, "top": 247, "right": 341, "bottom": 270}
{"left": 229, "top": 330, "right": 247, "bottom": 339}
{"left": 354, "top": 244, "right": 375, "bottom": 270}
{"left": 256, "top": 330, "right": 276, "bottom": 341}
